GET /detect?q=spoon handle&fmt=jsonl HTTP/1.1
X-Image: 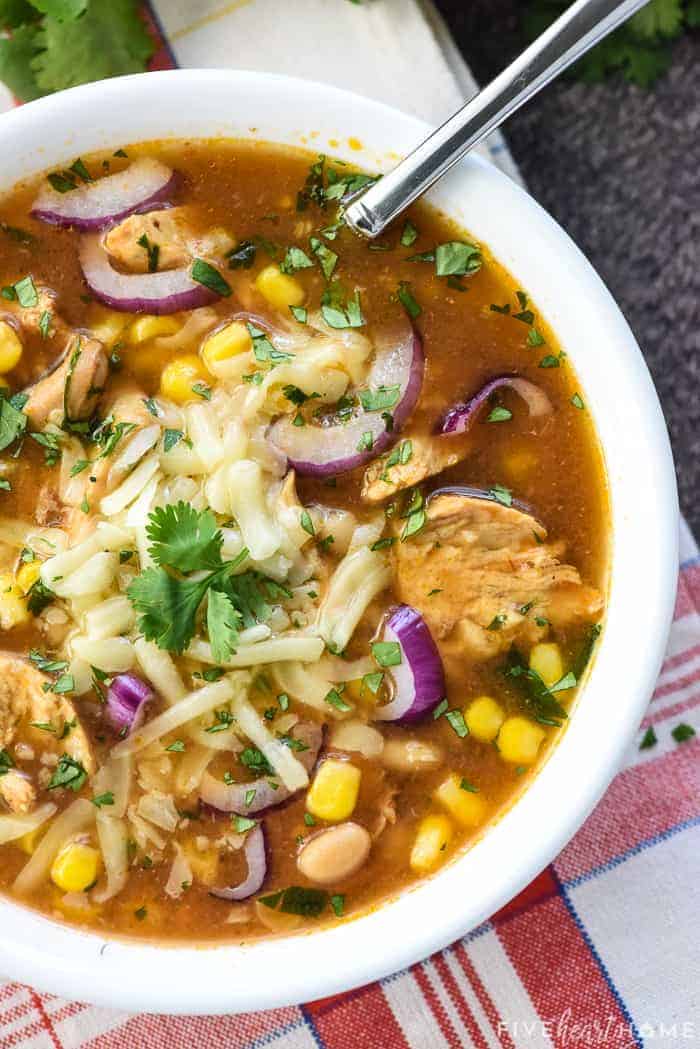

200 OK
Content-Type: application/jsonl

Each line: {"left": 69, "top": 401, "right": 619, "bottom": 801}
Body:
{"left": 344, "top": 0, "right": 650, "bottom": 239}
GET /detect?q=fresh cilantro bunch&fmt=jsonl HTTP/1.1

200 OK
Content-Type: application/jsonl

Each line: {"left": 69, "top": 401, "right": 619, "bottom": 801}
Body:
{"left": 0, "top": 0, "right": 154, "bottom": 103}
{"left": 127, "top": 502, "right": 289, "bottom": 659}
{"left": 524, "top": 0, "right": 700, "bottom": 86}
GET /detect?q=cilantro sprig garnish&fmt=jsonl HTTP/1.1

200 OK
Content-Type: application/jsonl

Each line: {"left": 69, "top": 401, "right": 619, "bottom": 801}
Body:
{"left": 0, "top": 1, "right": 154, "bottom": 104}
{"left": 127, "top": 502, "right": 289, "bottom": 657}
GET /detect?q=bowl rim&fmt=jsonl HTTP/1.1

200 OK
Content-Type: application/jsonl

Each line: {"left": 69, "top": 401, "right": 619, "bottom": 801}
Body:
{"left": 0, "top": 68, "right": 678, "bottom": 1015}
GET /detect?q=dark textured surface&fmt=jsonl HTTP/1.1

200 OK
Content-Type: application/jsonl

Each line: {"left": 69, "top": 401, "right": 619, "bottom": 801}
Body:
{"left": 434, "top": 2, "right": 700, "bottom": 537}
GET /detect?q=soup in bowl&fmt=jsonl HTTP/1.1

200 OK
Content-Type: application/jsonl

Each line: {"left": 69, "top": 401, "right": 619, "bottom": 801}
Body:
{"left": 0, "top": 70, "right": 676, "bottom": 1014}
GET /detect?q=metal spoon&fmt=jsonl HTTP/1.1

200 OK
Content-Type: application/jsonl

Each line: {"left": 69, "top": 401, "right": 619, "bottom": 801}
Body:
{"left": 344, "top": 0, "right": 651, "bottom": 239}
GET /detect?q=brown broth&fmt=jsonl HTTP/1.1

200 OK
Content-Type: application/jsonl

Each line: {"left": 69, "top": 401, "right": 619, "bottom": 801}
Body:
{"left": 0, "top": 140, "right": 609, "bottom": 942}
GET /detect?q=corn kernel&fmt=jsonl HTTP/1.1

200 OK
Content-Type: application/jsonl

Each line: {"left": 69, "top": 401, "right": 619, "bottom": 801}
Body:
{"left": 529, "top": 642, "right": 564, "bottom": 688}
{"left": 434, "top": 774, "right": 487, "bottom": 828}
{"left": 159, "top": 354, "right": 209, "bottom": 405}
{"left": 16, "top": 561, "right": 41, "bottom": 594}
{"left": 0, "top": 573, "right": 30, "bottom": 629}
{"left": 128, "top": 315, "right": 181, "bottom": 344}
{"left": 465, "top": 696, "right": 505, "bottom": 742}
{"left": 88, "top": 305, "right": 128, "bottom": 348}
{"left": 255, "top": 265, "right": 305, "bottom": 309}
{"left": 0, "top": 321, "right": 23, "bottom": 374}
{"left": 50, "top": 842, "right": 101, "bottom": 893}
{"left": 306, "top": 759, "right": 361, "bottom": 822}
{"left": 201, "top": 321, "right": 252, "bottom": 370}
{"left": 498, "top": 716, "right": 546, "bottom": 765}
{"left": 410, "top": 814, "right": 454, "bottom": 874}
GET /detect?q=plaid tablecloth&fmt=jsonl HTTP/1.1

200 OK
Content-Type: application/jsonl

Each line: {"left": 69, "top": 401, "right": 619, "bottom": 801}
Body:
{"left": 1, "top": 2, "right": 698, "bottom": 1046}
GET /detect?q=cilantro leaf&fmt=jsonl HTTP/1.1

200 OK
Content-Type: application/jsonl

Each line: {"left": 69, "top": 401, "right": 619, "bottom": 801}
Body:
{"left": 207, "top": 588, "right": 240, "bottom": 663}
{"left": 127, "top": 567, "right": 211, "bottom": 654}
{"left": 146, "top": 502, "right": 223, "bottom": 572}
{"left": 0, "top": 393, "right": 27, "bottom": 451}
{"left": 33, "top": 0, "right": 88, "bottom": 19}
{"left": 32, "top": 0, "right": 154, "bottom": 95}
{"left": 0, "top": 23, "right": 43, "bottom": 102}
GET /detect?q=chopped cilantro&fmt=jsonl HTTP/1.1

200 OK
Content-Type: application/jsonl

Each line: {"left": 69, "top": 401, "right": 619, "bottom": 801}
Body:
{"left": 48, "top": 754, "right": 87, "bottom": 792}
{"left": 671, "top": 723, "right": 695, "bottom": 744}
{"left": 191, "top": 258, "right": 231, "bottom": 297}
{"left": 639, "top": 726, "right": 657, "bottom": 750}
{"left": 372, "top": 641, "right": 402, "bottom": 667}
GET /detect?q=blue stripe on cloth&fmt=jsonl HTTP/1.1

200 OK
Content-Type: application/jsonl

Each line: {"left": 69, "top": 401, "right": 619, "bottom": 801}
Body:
{"left": 300, "top": 1004, "right": 326, "bottom": 1048}
{"left": 553, "top": 869, "right": 643, "bottom": 1049}
{"left": 563, "top": 814, "right": 700, "bottom": 891}
{"left": 240, "top": 1014, "right": 312, "bottom": 1049}
{"left": 680, "top": 553, "right": 700, "bottom": 570}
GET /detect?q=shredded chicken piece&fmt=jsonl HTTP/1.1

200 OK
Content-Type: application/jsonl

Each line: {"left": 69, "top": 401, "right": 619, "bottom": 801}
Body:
{"left": 371, "top": 784, "right": 398, "bottom": 841}
{"left": 0, "top": 768, "right": 36, "bottom": 814}
{"left": 35, "top": 485, "right": 66, "bottom": 528}
{"left": 0, "top": 654, "right": 95, "bottom": 793}
{"left": 5, "top": 286, "right": 67, "bottom": 342}
{"left": 394, "top": 493, "right": 603, "bottom": 661}
{"left": 104, "top": 207, "right": 235, "bottom": 273}
{"left": 362, "top": 431, "right": 471, "bottom": 503}
{"left": 24, "top": 337, "right": 107, "bottom": 429}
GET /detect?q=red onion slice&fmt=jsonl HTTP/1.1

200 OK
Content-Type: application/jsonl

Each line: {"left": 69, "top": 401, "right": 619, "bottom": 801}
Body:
{"left": 106, "top": 673, "right": 153, "bottom": 733}
{"left": 268, "top": 323, "right": 424, "bottom": 476}
{"left": 438, "top": 375, "right": 552, "bottom": 435}
{"left": 428, "top": 485, "right": 535, "bottom": 517}
{"left": 80, "top": 234, "right": 217, "bottom": 315}
{"left": 32, "top": 158, "right": 177, "bottom": 232}
{"left": 210, "top": 823, "right": 267, "bottom": 901}
{"left": 199, "top": 722, "right": 322, "bottom": 814}
{"left": 373, "top": 605, "right": 446, "bottom": 724}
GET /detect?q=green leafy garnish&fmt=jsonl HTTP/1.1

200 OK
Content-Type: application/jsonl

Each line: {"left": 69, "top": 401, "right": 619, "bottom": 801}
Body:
{"left": 489, "top": 484, "right": 513, "bottom": 507}
{"left": 400, "top": 220, "right": 418, "bottom": 247}
{"left": 639, "top": 726, "right": 657, "bottom": 750}
{"left": 0, "top": 393, "right": 27, "bottom": 452}
{"left": 92, "top": 791, "right": 114, "bottom": 808}
{"left": 397, "top": 280, "right": 421, "bottom": 319}
{"left": 207, "top": 589, "right": 240, "bottom": 663}
{"left": 372, "top": 641, "right": 401, "bottom": 667}
{"left": 435, "top": 241, "right": 481, "bottom": 278}
{"left": 260, "top": 885, "right": 328, "bottom": 917}
{"left": 0, "top": 0, "right": 154, "bottom": 103}
{"left": 48, "top": 754, "right": 87, "bottom": 792}
{"left": 523, "top": 0, "right": 696, "bottom": 87}
{"left": 191, "top": 258, "right": 231, "bottom": 298}
{"left": 671, "top": 722, "right": 695, "bottom": 744}
{"left": 280, "top": 246, "right": 314, "bottom": 275}
{"left": 146, "top": 502, "right": 223, "bottom": 573}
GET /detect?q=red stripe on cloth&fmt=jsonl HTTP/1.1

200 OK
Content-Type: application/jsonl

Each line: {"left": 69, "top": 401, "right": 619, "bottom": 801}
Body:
{"left": 554, "top": 739, "right": 700, "bottom": 884}
{"left": 432, "top": 952, "right": 489, "bottom": 1049}
{"left": 652, "top": 663, "right": 700, "bottom": 702}
{"left": 412, "top": 961, "right": 462, "bottom": 1048}
{"left": 659, "top": 640, "right": 700, "bottom": 675}
{"left": 493, "top": 867, "right": 559, "bottom": 922}
{"left": 85, "top": 1006, "right": 303, "bottom": 1049}
{"left": 496, "top": 893, "right": 633, "bottom": 1049}
{"left": 674, "top": 564, "right": 700, "bottom": 618}
{"left": 306, "top": 981, "right": 409, "bottom": 1049}
{"left": 642, "top": 691, "right": 699, "bottom": 728}
{"left": 139, "top": 2, "right": 177, "bottom": 71}
{"left": 454, "top": 943, "right": 517, "bottom": 1049}
{"left": 28, "top": 989, "right": 62, "bottom": 1049}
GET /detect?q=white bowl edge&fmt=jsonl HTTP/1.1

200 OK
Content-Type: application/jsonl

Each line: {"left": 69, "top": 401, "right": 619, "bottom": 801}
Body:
{"left": 0, "top": 69, "right": 679, "bottom": 1014}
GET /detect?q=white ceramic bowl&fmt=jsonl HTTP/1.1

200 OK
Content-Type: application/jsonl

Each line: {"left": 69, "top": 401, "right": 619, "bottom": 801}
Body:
{"left": 0, "top": 69, "right": 678, "bottom": 1014}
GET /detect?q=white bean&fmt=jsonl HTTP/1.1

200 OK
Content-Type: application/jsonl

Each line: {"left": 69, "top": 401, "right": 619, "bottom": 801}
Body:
{"left": 381, "top": 738, "right": 444, "bottom": 774}
{"left": 297, "top": 822, "right": 371, "bottom": 886}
